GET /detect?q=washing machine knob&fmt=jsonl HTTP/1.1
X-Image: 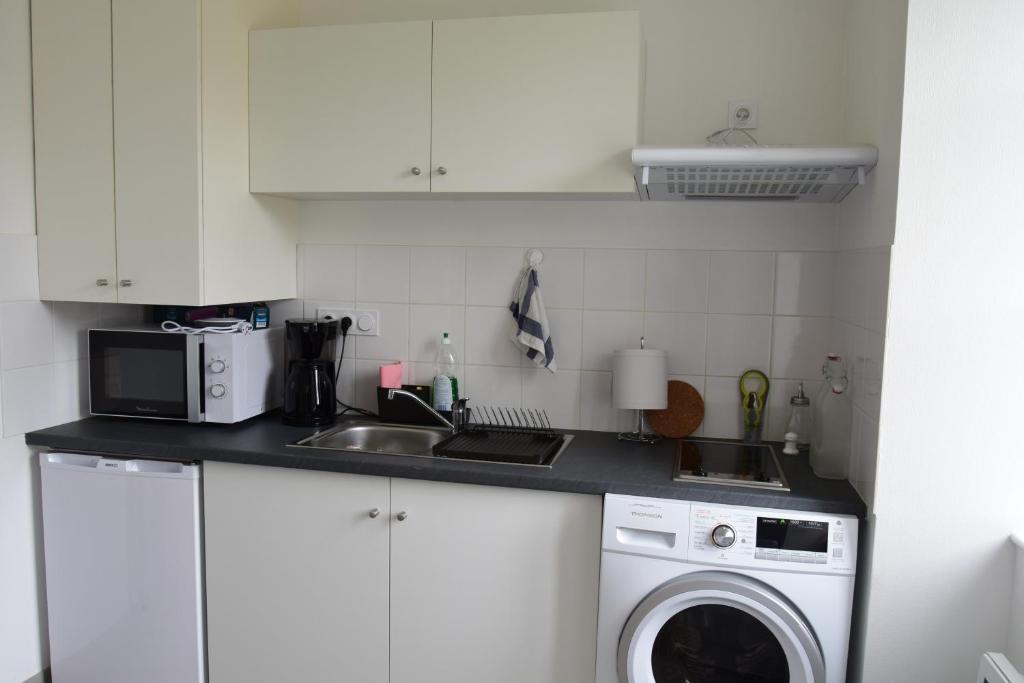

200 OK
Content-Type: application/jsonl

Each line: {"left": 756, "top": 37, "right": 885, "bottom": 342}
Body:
{"left": 711, "top": 524, "right": 737, "bottom": 548}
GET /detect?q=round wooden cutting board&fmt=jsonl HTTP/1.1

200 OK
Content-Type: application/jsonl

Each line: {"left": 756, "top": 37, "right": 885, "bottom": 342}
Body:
{"left": 645, "top": 380, "right": 705, "bottom": 439}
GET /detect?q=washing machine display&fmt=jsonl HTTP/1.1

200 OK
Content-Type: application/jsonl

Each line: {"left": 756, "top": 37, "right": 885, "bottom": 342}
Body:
{"left": 596, "top": 495, "right": 858, "bottom": 683}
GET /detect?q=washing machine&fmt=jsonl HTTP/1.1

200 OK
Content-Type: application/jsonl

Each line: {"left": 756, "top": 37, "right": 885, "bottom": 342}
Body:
{"left": 596, "top": 494, "right": 857, "bottom": 683}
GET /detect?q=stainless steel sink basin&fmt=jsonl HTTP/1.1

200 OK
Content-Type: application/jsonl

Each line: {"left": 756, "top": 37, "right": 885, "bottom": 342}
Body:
{"left": 291, "top": 422, "right": 450, "bottom": 457}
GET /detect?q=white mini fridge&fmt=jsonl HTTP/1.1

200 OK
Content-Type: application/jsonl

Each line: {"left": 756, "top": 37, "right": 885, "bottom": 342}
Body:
{"left": 40, "top": 452, "right": 205, "bottom": 683}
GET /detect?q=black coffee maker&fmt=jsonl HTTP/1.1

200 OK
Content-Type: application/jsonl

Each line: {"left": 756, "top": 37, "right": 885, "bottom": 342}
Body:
{"left": 283, "top": 319, "right": 339, "bottom": 427}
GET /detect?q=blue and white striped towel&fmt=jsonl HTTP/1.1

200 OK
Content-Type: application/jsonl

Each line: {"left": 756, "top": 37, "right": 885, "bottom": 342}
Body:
{"left": 509, "top": 266, "right": 556, "bottom": 372}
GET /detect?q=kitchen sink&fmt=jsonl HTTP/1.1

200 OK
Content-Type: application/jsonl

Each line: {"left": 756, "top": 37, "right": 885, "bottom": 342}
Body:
{"left": 289, "top": 420, "right": 573, "bottom": 468}
{"left": 291, "top": 422, "right": 450, "bottom": 457}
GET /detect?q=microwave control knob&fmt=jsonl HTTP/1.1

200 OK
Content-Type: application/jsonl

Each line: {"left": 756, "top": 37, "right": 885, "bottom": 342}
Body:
{"left": 210, "top": 384, "right": 227, "bottom": 399}
{"left": 209, "top": 359, "right": 226, "bottom": 374}
{"left": 711, "top": 524, "right": 737, "bottom": 549}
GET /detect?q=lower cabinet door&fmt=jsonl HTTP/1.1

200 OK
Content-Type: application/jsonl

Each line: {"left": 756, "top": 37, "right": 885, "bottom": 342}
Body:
{"left": 389, "top": 479, "right": 602, "bottom": 683}
{"left": 204, "top": 462, "right": 390, "bottom": 683}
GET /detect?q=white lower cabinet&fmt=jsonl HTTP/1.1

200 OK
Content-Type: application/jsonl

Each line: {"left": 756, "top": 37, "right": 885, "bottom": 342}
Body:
{"left": 389, "top": 478, "right": 602, "bottom": 683}
{"left": 203, "top": 463, "right": 391, "bottom": 683}
{"left": 203, "top": 463, "right": 602, "bottom": 683}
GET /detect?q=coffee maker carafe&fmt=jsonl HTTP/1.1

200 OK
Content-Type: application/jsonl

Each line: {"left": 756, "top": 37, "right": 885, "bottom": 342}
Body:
{"left": 283, "top": 319, "right": 339, "bottom": 427}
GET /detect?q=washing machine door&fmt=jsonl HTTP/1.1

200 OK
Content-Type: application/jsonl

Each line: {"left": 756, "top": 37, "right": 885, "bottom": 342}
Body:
{"left": 617, "top": 570, "right": 826, "bottom": 683}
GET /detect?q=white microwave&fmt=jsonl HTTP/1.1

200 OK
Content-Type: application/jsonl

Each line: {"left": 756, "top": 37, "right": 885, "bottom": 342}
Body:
{"left": 88, "top": 327, "right": 283, "bottom": 423}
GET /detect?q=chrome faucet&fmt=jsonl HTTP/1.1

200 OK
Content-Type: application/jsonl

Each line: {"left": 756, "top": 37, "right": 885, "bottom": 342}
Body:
{"left": 451, "top": 398, "right": 470, "bottom": 433}
{"left": 385, "top": 388, "right": 455, "bottom": 431}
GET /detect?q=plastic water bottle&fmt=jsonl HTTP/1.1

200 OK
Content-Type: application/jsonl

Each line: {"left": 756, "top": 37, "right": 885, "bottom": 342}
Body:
{"left": 811, "top": 353, "right": 852, "bottom": 479}
{"left": 432, "top": 332, "right": 459, "bottom": 412}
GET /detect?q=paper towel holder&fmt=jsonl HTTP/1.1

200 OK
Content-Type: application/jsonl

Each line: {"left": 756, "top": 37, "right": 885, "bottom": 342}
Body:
{"left": 613, "top": 337, "right": 668, "bottom": 444}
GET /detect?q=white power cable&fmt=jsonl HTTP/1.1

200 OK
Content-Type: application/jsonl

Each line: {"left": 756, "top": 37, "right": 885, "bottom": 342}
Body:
{"left": 160, "top": 320, "right": 253, "bottom": 335}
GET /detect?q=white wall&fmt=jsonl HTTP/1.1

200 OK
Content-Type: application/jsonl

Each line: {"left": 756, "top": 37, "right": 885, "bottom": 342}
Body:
{"left": 1011, "top": 537, "right": 1024, "bottom": 671}
{"left": 0, "top": 2, "right": 145, "bottom": 680}
{"left": 860, "top": 1, "right": 1024, "bottom": 681}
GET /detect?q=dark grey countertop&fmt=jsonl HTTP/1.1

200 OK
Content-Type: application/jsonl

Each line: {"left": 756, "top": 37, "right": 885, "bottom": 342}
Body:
{"left": 25, "top": 413, "right": 866, "bottom": 517}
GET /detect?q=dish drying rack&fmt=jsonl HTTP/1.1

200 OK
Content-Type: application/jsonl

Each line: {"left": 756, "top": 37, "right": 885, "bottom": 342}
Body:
{"left": 432, "top": 406, "right": 568, "bottom": 467}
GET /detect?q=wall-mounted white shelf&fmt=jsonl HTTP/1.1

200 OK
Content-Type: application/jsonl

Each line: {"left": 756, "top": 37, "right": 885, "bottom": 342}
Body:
{"left": 633, "top": 145, "right": 878, "bottom": 202}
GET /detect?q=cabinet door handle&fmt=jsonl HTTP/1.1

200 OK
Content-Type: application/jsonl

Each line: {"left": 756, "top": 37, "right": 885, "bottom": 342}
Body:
{"left": 96, "top": 278, "right": 109, "bottom": 287}
{"left": 119, "top": 279, "right": 133, "bottom": 287}
{"left": 396, "top": 511, "right": 408, "bottom": 522}
{"left": 368, "top": 508, "right": 381, "bottom": 519}
{"left": 436, "top": 166, "right": 447, "bottom": 175}
{"left": 410, "top": 166, "right": 421, "bottom": 176}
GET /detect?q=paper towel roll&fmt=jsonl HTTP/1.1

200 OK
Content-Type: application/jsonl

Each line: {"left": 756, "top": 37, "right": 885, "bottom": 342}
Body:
{"left": 612, "top": 348, "right": 668, "bottom": 410}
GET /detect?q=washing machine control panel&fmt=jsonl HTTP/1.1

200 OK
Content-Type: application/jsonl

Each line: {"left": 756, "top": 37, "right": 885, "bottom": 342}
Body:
{"left": 690, "top": 505, "right": 857, "bottom": 575}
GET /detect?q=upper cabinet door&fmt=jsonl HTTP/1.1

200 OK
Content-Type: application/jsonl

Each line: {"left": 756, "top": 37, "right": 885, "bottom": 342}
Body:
{"left": 32, "top": 0, "right": 117, "bottom": 303}
{"left": 250, "top": 22, "right": 433, "bottom": 195}
{"left": 112, "top": 0, "right": 203, "bottom": 305}
{"left": 431, "top": 12, "right": 642, "bottom": 195}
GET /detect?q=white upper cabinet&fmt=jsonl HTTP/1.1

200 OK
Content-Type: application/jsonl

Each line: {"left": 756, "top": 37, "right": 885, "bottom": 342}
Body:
{"left": 32, "top": 0, "right": 299, "bottom": 306}
{"left": 250, "top": 21, "right": 432, "bottom": 194}
{"left": 249, "top": 11, "right": 642, "bottom": 197}
{"left": 111, "top": 0, "right": 203, "bottom": 305}
{"left": 431, "top": 12, "right": 642, "bottom": 195}
{"left": 32, "top": 0, "right": 118, "bottom": 303}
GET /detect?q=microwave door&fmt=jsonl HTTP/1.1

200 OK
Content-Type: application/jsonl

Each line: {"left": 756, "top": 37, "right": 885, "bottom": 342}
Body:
{"left": 88, "top": 330, "right": 204, "bottom": 421}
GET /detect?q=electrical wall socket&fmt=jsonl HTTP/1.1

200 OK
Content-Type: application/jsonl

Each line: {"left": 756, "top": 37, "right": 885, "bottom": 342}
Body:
{"left": 728, "top": 99, "right": 758, "bottom": 129}
{"left": 316, "top": 307, "right": 379, "bottom": 336}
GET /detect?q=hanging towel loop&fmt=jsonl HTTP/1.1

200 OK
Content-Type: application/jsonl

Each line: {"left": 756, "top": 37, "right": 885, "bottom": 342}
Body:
{"left": 526, "top": 248, "right": 544, "bottom": 269}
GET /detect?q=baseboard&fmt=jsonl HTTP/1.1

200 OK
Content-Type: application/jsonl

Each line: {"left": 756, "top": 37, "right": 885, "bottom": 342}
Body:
{"left": 22, "top": 668, "right": 51, "bottom": 683}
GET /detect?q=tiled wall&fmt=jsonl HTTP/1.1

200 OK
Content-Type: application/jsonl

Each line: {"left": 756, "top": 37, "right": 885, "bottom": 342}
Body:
{"left": 829, "top": 246, "right": 890, "bottom": 507}
{"left": 289, "top": 244, "right": 838, "bottom": 438}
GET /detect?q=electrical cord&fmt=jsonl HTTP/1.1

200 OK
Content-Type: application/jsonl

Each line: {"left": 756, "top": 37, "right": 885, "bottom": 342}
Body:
{"left": 334, "top": 316, "right": 377, "bottom": 418}
{"left": 161, "top": 319, "right": 253, "bottom": 335}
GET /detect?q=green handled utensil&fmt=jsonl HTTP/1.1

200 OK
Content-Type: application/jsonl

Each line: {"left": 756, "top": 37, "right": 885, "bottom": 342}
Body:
{"left": 739, "top": 369, "right": 770, "bottom": 443}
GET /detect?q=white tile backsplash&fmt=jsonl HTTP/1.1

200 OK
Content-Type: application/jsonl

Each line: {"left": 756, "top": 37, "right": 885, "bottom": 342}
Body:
{"left": 774, "top": 252, "right": 834, "bottom": 317}
{"left": 645, "top": 250, "right": 709, "bottom": 313}
{"left": 708, "top": 252, "right": 776, "bottom": 314}
{"left": 522, "top": 368, "right": 580, "bottom": 429}
{"left": 545, "top": 308, "right": 582, "bottom": 371}
{"left": 770, "top": 316, "right": 832, "bottom": 380}
{"left": 300, "top": 244, "right": 356, "bottom": 300}
{"left": 354, "top": 302, "right": 409, "bottom": 361}
{"left": 0, "top": 301, "right": 54, "bottom": 370}
{"left": 356, "top": 245, "right": 410, "bottom": 303}
{"left": 643, "top": 312, "right": 707, "bottom": 375}
{"left": 295, "top": 243, "right": 871, "bottom": 437}
{"left": 52, "top": 302, "right": 98, "bottom": 362}
{"left": 466, "top": 247, "right": 523, "bottom": 306}
{"left": 706, "top": 314, "right": 772, "bottom": 376}
{"left": 581, "top": 310, "right": 645, "bottom": 371}
{"left": 52, "top": 358, "right": 88, "bottom": 425}
{"left": 465, "top": 306, "right": 520, "bottom": 367}
{"left": 702, "top": 376, "right": 743, "bottom": 439}
{"left": 410, "top": 246, "right": 466, "bottom": 305}
{"left": 409, "top": 304, "right": 465, "bottom": 363}
{"left": 534, "top": 248, "right": 584, "bottom": 309}
{"left": 2, "top": 364, "right": 55, "bottom": 437}
{"left": 584, "top": 249, "right": 646, "bottom": 310}
{"left": 465, "top": 365, "right": 522, "bottom": 409}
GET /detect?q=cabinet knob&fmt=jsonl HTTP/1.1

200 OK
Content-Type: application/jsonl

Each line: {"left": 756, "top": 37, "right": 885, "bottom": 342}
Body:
{"left": 436, "top": 166, "right": 447, "bottom": 175}
{"left": 396, "top": 511, "right": 408, "bottom": 522}
{"left": 119, "top": 279, "right": 133, "bottom": 287}
{"left": 411, "top": 166, "right": 422, "bottom": 176}
{"left": 368, "top": 508, "right": 381, "bottom": 519}
{"left": 96, "top": 278, "right": 109, "bottom": 287}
